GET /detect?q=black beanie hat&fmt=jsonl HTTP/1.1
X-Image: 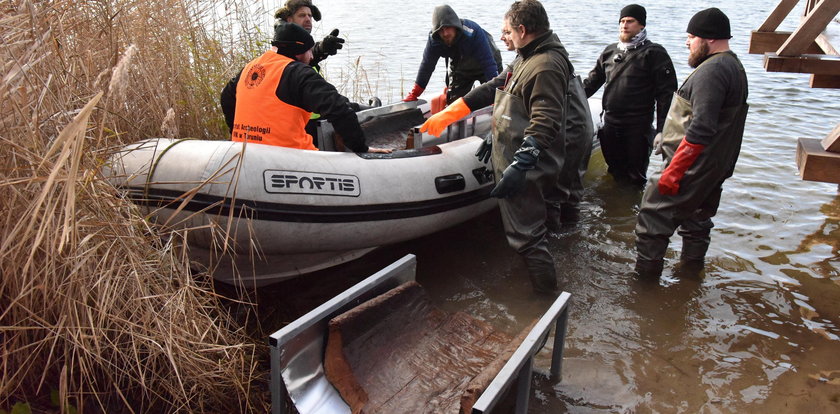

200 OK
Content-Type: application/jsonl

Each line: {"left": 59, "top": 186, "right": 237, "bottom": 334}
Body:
{"left": 274, "top": 0, "right": 321, "bottom": 22}
{"left": 687, "top": 8, "right": 732, "bottom": 39}
{"left": 272, "top": 22, "right": 315, "bottom": 58}
{"left": 620, "top": 4, "right": 646, "bottom": 26}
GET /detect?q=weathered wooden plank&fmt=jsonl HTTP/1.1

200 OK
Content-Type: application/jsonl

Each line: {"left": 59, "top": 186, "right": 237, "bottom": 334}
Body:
{"left": 815, "top": 33, "right": 839, "bottom": 55}
{"left": 797, "top": 137, "right": 840, "bottom": 184}
{"left": 809, "top": 74, "right": 840, "bottom": 88}
{"left": 750, "top": 31, "right": 824, "bottom": 53}
{"left": 764, "top": 53, "right": 840, "bottom": 74}
{"left": 822, "top": 122, "right": 840, "bottom": 152}
{"left": 758, "top": 0, "right": 801, "bottom": 32}
{"left": 778, "top": 0, "right": 840, "bottom": 56}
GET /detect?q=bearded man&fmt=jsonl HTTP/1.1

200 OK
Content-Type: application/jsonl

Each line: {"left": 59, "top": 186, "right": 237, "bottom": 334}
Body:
{"left": 634, "top": 7, "right": 749, "bottom": 277}
{"left": 584, "top": 4, "right": 677, "bottom": 186}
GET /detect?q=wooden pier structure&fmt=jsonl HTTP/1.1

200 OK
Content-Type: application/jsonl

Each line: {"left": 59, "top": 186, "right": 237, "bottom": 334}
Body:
{"left": 749, "top": 0, "right": 840, "bottom": 184}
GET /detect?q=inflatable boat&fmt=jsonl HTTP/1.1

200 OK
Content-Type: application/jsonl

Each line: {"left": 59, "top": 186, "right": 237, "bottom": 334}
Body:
{"left": 108, "top": 102, "right": 497, "bottom": 286}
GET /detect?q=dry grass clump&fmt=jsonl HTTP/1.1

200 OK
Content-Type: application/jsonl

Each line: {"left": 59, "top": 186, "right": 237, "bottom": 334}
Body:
{"left": 1, "top": 0, "right": 271, "bottom": 411}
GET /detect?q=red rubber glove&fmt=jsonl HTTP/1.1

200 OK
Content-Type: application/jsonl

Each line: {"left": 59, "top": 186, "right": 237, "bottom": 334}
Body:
{"left": 419, "top": 98, "right": 472, "bottom": 137}
{"left": 402, "top": 83, "right": 424, "bottom": 102}
{"left": 658, "top": 137, "right": 705, "bottom": 195}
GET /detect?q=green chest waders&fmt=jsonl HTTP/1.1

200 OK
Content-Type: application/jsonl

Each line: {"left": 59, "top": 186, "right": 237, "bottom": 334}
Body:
{"left": 490, "top": 87, "right": 561, "bottom": 293}
{"left": 636, "top": 54, "right": 749, "bottom": 265}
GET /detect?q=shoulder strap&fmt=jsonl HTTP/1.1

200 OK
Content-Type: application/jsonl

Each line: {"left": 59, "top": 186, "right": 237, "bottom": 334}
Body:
{"left": 606, "top": 43, "right": 646, "bottom": 83}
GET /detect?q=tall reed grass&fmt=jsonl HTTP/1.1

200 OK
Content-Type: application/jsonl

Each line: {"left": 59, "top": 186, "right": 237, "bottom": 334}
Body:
{"left": 1, "top": 0, "right": 276, "bottom": 411}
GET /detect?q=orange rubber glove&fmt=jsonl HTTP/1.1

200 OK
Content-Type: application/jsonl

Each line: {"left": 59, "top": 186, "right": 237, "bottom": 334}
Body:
{"left": 658, "top": 137, "right": 705, "bottom": 195}
{"left": 419, "top": 98, "right": 472, "bottom": 137}
{"left": 402, "top": 84, "right": 424, "bottom": 102}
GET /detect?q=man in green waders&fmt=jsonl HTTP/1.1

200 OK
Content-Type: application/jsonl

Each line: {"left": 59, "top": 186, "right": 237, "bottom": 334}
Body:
{"left": 421, "top": 0, "right": 571, "bottom": 295}
{"left": 634, "top": 8, "right": 749, "bottom": 277}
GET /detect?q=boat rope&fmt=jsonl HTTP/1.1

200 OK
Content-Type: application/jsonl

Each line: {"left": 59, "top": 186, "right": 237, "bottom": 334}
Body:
{"left": 144, "top": 138, "right": 194, "bottom": 200}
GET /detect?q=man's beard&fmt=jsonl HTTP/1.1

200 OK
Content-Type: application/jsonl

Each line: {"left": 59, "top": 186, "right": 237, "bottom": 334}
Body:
{"left": 688, "top": 40, "right": 710, "bottom": 68}
{"left": 619, "top": 32, "right": 633, "bottom": 42}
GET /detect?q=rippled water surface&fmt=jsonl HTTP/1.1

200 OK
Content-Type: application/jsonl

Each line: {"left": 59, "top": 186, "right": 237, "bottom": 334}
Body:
{"left": 249, "top": 0, "right": 840, "bottom": 412}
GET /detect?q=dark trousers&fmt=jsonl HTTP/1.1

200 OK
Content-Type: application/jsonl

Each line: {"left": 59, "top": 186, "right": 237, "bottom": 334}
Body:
{"left": 599, "top": 122, "right": 655, "bottom": 185}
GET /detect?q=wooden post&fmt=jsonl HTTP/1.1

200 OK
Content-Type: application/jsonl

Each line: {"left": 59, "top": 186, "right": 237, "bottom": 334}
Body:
{"left": 757, "top": 0, "right": 801, "bottom": 32}
{"left": 777, "top": 0, "right": 840, "bottom": 56}
{"left": 822, "top": 122, "right": 840, "bottom": 152}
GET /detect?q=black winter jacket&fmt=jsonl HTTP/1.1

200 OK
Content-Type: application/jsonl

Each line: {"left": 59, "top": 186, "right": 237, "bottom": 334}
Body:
{"left": 583, "top": 41, "right": 676, "bottom": 131}
{"left": 220, "top": 58, "right": 368, "bottom": 152}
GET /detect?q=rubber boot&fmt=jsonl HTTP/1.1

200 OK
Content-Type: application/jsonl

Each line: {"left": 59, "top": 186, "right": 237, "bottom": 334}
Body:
{"left": 634, "top": 258, "right": 664, "bottom": 278}
{"left": 560, "top": 203, "right": 581, "bottom": 224}
{"left": 524, "top": 251, "right": 559, "bottom": 295}
{"left": 545, "top": 205, "right": 562, "bottom": 233}
{"left": 680, "top": 240, "right": 709, "bottom": 264}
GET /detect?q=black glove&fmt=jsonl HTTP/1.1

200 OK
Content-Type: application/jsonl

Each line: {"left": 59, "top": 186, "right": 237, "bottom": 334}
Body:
{"left": 320, "top": 29, "right": 344, "bottom": 55}
{"left": 312, "top": 29, "right": 344, "bottom": 66}
{"left": 475, "top": 133, "right": 493, "bottom": 164}
{"left": 490, "top": 136, "right": 541, "bottom": 199}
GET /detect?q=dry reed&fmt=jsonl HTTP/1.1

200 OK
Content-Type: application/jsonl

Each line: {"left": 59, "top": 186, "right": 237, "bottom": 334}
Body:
{"left": 1, "top": 0, "right": 274, "bottom": 411}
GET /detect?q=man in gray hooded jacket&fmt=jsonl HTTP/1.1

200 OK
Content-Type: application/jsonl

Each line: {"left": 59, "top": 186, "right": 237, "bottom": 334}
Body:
{"left": 403, "top": 5, "right": 503, "bottom": 104}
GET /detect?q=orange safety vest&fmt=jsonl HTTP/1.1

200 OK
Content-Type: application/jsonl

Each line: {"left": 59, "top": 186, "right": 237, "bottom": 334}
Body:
{"left": 231, "top": 51, "right": 317, "bottom": 150}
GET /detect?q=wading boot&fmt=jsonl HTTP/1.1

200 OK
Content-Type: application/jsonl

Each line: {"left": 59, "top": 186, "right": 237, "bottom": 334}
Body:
{"left": 560, "top": 204, "right": 581, "bottom": 224}
{"left": 634, "top": 258, "right": 664, "bottom": 279}
{"left": 545, "top": 206, "right": 562, "bottom": 233}
{"left": 680, "top": 240, "right": 709, "bottom": 264}
{"left": 678, "top": 241, "right": 708, "bottom": 275}
{"left": 524, "top": 252, "right": 559, "bottom": 295}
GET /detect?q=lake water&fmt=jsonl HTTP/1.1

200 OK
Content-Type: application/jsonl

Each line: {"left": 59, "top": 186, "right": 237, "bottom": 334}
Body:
{"left": 249, "top": 0, "right": 840, "bottom": 412}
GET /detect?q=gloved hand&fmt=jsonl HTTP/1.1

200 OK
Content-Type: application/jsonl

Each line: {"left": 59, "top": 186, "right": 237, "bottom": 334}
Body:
{"left": 403, "top": 83, "right": 424, "bottom": 102}
{"left": 475, "top": 133, "right": 493, "bottom": 163}
{"left": 658, "top": 136, "right": 705, "bottom": 195}
{"left": 320, "top": 29, "right": 344, "bottom": 55}
{"left": 653, "top": 132, "right": 663, "bottom": 155}
{"left": 490, "top": 136, "right": 541, "bottom": 198}
{"left": 311, "top": 29, "right": 344, "bottom": 65}
{"left": 419, "top": 97, "right": 471, "bottom": 137}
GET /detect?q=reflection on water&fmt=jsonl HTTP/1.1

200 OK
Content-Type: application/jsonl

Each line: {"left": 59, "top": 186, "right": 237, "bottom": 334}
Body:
{"left": 248, "top": 0, "right": 840, "bottom": 412}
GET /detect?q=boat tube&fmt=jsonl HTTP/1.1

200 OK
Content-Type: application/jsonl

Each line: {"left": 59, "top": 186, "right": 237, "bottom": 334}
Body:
{"left": 107, "top": 102, "right": 496, "bottom": 286}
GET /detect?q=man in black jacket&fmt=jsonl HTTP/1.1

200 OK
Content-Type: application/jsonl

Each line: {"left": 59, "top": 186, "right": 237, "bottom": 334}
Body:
{"left": 584, "top": 4, "right": 676, "bottom": 186}
{"left": 220, "top": 23, "right": 389, "bottom": 154}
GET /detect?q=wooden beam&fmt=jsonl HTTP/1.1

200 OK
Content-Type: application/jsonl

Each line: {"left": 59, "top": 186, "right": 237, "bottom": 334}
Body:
{"left": 810, "top": 74, "right": 840, "bottom": 88}
{"left": 815, "top": 33, "right": 840, "bottom": 55}
{"left": 797, "top": 138, "right": 840, "bottom": 184}
{"left": 749, "top": 31, "right": 824, "bottom": 53}
{"left": 758, "top": 0, "right": 801, "bottom": 32}
{"left": 822, "top": 122, "right": 840, "bottom": 152}
{"left": 778, "top": 0, "right": 840, "bottom": 56}
{"left": 765, "top": 53, "right": 840, "bottom": 74}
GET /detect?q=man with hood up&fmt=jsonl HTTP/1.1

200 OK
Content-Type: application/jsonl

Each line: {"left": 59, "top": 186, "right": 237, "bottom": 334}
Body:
{"left": 420, "top": 0, "right": 573, "bottom": 295}
{"left": 403, "top": 5, "right": 503, "bottom": 104}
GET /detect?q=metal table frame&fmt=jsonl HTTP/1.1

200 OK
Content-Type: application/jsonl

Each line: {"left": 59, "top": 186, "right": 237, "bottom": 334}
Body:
{"left": 268, "top": 254, "right": 572, "bottom": 414}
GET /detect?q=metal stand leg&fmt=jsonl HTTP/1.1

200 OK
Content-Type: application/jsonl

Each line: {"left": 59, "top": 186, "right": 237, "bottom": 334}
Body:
{"left": 270, "top": 345, "right": 286, "bottom": 414}
{"left": 551, "top": 306, "right": 570, "bottom": 379}
{"left": 514, "top": 357, "right": 533, "bottom": 414}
